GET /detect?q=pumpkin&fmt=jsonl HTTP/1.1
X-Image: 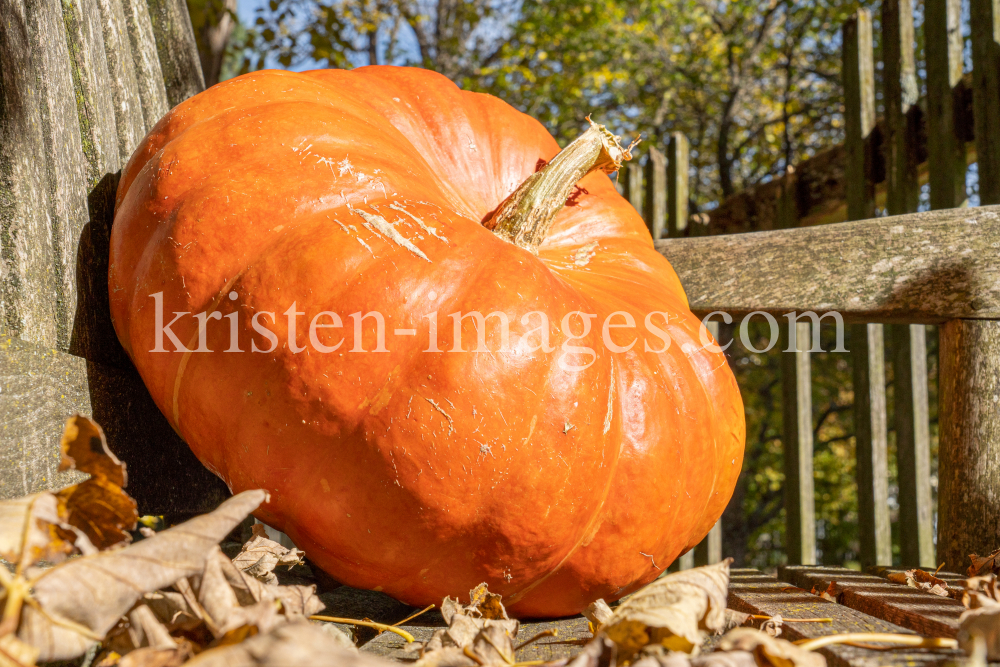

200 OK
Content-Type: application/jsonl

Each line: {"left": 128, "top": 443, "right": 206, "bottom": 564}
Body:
{"left": 110, "top": 66, "right": 745, "bottom": 617}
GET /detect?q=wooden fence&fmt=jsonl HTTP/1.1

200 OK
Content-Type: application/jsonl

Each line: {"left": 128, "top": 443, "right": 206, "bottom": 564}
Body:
{"left": 0, "top": 0, "right": 227, "bottom": 514}
{"left": 644, "top": 0, "right": 1000, "bottom": 571}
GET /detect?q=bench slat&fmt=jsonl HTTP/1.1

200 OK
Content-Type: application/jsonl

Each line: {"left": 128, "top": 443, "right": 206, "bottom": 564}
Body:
{"left": 779, "top": 565, "right": 966, "bottom": 639}
{"left": 730, "top": 569, "right": 963, "bottom": 667}
{"left": 656, "top": 205, "right": 1000, "bottom": 323}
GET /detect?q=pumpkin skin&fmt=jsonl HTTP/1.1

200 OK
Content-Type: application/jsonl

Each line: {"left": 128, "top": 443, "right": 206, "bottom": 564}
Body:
{"left": 110, "top": 66, "right": 745, "bottom": 617}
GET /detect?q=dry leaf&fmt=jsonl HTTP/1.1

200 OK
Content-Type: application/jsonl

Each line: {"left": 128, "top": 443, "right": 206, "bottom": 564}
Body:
{"left": 418, "top": 584, "right": 519, "bottom": 667}
{"left": 181, "top": 621, "right": 370, "bottom": 667}
{"left": 968, "top": 548, "right": 1000, "bottom": 578}
{"left": 963, "top": 574, "right": 1000, "bottom": 610}
{"left": 760, "top": 615, "right": 782, "bottom": 638}
{"left": 596, "top": 560, "right": 732, "bottom": 659}
{"left": 231, "top": 524, "right": 304, "bottom": 585}
{"left": 887, "top": 569, "right": 956, "bottom": 599}
{"left": 15, "top": 489, "right": 267, "bottom": 662}
{"left": 810, "top": 582, "right": 837, "bottom": 603}
{"left": 718, "top": 628, "right": 826, "bottom": 667}
{"left": 959, "top": 605, "right": 1000, "bottom": 660}
{"left": 55, "top": 415, "right": 137, "bottom": 550}
{"left": 633, "top": 646, "right": 758, "bottom": 667}
{"left": 723, "top": 611, "right": 751, "bottom": 632}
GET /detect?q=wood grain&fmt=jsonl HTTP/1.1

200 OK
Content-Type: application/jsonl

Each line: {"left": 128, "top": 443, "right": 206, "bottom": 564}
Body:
{"left": 655, "top": 205, "right": 1000, "bottom": 323}
{"left": 971, "top": 0, "right": 1000, "bottom": 205}
{"left": 644, "top": 146, "right": 666, "bottom": 240}
{"left": 778, "top": 566, "right": 966, "bottom": 639}
{"left": 729, "top": 569, "right": 963, "bottom": 667}
{"left": 145, "top": 0, "right": 205, "bottom": 107}
{"left": 781, "top": 321, "right": 816, "bottom": 565}
{"left": 667, "top": 132, "right": 689, "bottom": 238}
{"left": 937, "top": 319, "right": 1000, "bottom": 572}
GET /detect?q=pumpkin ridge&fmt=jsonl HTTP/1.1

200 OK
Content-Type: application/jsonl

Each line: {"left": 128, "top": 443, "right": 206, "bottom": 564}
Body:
{"left": 506, "top": 358, "right": 623, "bottom": 606}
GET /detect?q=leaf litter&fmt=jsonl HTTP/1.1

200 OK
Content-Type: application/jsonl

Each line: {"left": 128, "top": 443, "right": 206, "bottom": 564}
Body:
{"left": 0, "top": 415, "right": 984, "bottom": 667}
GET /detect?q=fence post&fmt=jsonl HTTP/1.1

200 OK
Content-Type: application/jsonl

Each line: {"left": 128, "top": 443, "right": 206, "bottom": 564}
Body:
{"left": 625, "top": 162, "right": 643, "bottom": 216}
{"left": 667, "top": 133, "right": 689, "bottom": 238}
{"left": 937, "top": 0, "right": 1000, "bottom": 571}
{"left": 971, "top": 0, "right": 1000, "bottom": 204}
{"left": 776, "top": 171, "right": 816, "bottom": 565}
{"left": 844, "top": 9, "right": 891, "bottom": 568}
{"left": 884, "top": 0, "right": 934, "bottom": 567}
{"left": 644, "top": 146, "right": 667, "bottom": 239}
{"left": 926, "top": 0, "right": 969, "bottom": 209}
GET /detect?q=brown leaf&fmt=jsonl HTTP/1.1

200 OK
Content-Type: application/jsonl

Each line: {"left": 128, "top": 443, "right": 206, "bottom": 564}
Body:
{"left": 760, "top": 615, "right": 782, "bottom": 638}
{"left": 959, "top": 604, "right": 1000, "bottom": 660}
{"left": 180, "top": 621, "right": 376, "bottom": 667}
{"left": 117, "top": 640, "right": 196, "bottom": 667}
{"left": 962, "top": 574, "right": 1000, "bottom": 610}
{"left": 633, "top": 645, "right": 758, "bottom": 667}
{"left": 418, "top": 584, "right": 519, "bottom": 667}
{"left": 56, "top": 415, "right": 137, "bottom": 552}
{"left": 0, "top": 492, "right": 94, "bottom": 568}
{"left": 723, "top": 610, "right": 751, "bottom": 632}
{"left": 598, "top": 560, "right": 732, "bottom": 659}
{"left": 969, "top": 548, "right": 1000, "bottom": 578}
{"left": 718, "top": 628, "right": 826, "bottom": 667}
{"left": 0, "top": 634, "right": 39, "bottom": 667}
{"left": 16, "top": 490, "right": 266, "bottom": 662}
{"left": 232, "top": 527, "right": 304, "bottom": 586}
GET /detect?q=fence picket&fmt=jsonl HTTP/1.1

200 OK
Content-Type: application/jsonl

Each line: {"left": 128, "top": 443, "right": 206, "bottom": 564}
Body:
{"left": 644, "top": 146, "right": 667, "bottom": 239}
{"left": 926, "top": 0, "right": 968, "bottom": 209}
{"left": 884, "top": 0, "right": 934, "bottom": 567}
{"left": 667, "top": 133, "right": 689, "bottom": 238}
{"left": 971, "top": 0, "right": 1000, "bottom": 204}
{"left": 845, "top": 9, "right": 891, "bottom": 568}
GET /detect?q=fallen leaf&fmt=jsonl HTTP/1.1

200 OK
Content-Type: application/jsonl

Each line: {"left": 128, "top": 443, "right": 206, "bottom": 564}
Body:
{"left": 760, "top": 615, "right": 782, "bottom": 638}
{"left": 232, "top": 524, "right": 304, "bottom": 586}
{"left": 15, "top": 489, "right": 267, "bottom": 662}
{"left": 633, "top": 645, "right": 758, "bottom": 667}
{"left": 55, "top": 415, "right": 137, "bottom": 551}
{"left": 959, "top": 605, "right": 1000, "bottom": 660}
{"left": 418, "top": 584, "right": 519, "bottom": 667}
{"left": 968, "top": 548, "right": 1000, "bottom": 578}
{"left": 180, "top": 621, "right": 368, "bottom": 667}
{"left": 718, "top": 628, "right": 825, "bottom": 667}
{"left": 723, "top": 610, "right": 751, "bottom": 632}
{"left": 596, "top": 560, "right": 732, "bottom": 659}
{"left": 962, "top": 574, "right": 1000, "bottom": 610}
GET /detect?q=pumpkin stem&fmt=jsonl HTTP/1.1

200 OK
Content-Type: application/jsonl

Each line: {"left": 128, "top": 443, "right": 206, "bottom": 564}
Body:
{"left": 483, "top": 118, "right": 635, "bottom": 252}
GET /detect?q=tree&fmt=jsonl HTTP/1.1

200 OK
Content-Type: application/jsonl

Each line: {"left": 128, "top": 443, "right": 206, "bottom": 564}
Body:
{"left": 239, "top": 0, "right": 518, "bottom": 77}
{"left": 188, "top": 0, "right": 239, "bottom": 86}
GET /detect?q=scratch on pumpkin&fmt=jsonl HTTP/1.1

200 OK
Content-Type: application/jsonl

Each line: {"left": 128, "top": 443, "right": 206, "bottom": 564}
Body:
{"left": 348, "top": 204, "right": 430, "bottom": 262}
{"left": 424, "top": 397, "right": 455, "bottom": 434}
{"left": 389, "top": 203, "right": 449, "bottom": 244}
{"left": 573, "top": 242, "right": 599, "bottom": 267}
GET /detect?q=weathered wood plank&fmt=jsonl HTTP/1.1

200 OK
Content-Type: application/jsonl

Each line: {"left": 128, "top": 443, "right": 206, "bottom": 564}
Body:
{"left": 145, "top": 0, "right": 205, "bottom": 107}
{"left": 626, "top": 162, "right": 643, "bottom": 216}
{"left": 644, "top": 146, "right": 666, "bottom": 240}
{"left": 851, "top": 323, "right": 891, "bottom": 568}
{"left": 937, "top": 319, "right": 1000, "bottom": 573}
{"left": 0, "top": 336, "right": 90, "bottom": 497}
{"left": 93, "top": 0, "right": 147, "bottom": 161}
{"left": 728, "top": 569, "right": 963, "bottom": 667}
{"left": 884, "top": 0, "right": 934, "bottom": 569}
{"left": 893, "top": 323, "right": 934, "bottom": 566}
{"left": 667, "top": 132, "right": 689, "bottom": 238}
{"left": 844, "top": 9, "right": 876, "bottom": 223}
{"left": 925, "top": 0, "right": 969, "bottom": 210}
{"left": 782, "top": 321, "right": 816, "bottom": 565}
{"left": 654, "top": 205, "right": 1000, "bottom": 323}
{"left": 971, "top": 0, "right": 1000, "bottom": 205}
{"left": 882, "top": 0, "right": 920, "bottom": 217}
{"left": 120, "top": 0, "right": 169, "bottom": 130}
{"left": 778, "top": 565, "right": 965, "bottom": 639}
{"left": 0, "top": 0, "right": 60, "bottom": 349}
{"left": 0, "top": 336, "right": 229, "bottom": 513}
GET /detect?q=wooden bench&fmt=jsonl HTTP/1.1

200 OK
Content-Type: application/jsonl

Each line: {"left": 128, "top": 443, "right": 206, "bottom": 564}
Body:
{"left": 1, "top": 0, "right": 999, "bottom": 662}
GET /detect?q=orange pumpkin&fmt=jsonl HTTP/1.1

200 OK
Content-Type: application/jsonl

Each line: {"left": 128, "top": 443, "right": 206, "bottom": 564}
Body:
{"left": 110, "top": 66, "right": 745, "bottom": 617}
